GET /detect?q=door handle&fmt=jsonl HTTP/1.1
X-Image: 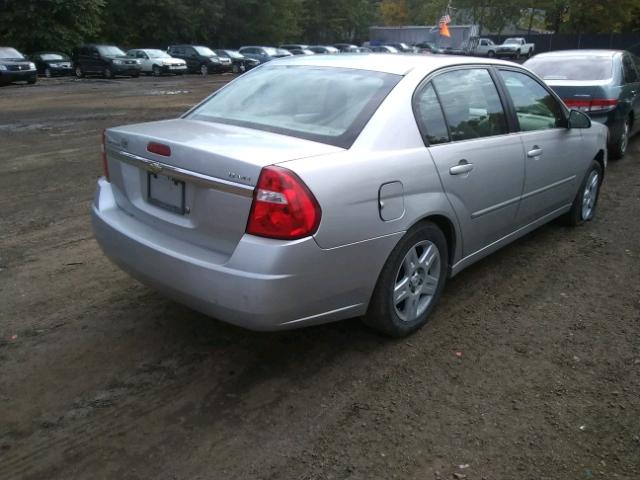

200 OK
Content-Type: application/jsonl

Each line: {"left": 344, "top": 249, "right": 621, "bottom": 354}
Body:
{"left": 449, "top": 160, "right": 474, "bottom": 175}
{"left": 527, "top": 146, "right": 543, "bottom": 157}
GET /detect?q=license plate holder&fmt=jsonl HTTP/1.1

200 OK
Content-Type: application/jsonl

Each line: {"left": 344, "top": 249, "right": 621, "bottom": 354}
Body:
{"left": 148, "top": 172, "right": 185, "bottom": 214}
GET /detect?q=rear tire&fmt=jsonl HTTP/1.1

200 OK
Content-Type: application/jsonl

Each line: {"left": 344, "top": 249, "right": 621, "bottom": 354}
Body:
{"left": 487, "top": 50, "right": 495, "bottom": 58}
{"left": 363, "top": 222, "right": 448, "bottom": 337}
{"left": 609, "top": 117, "right": 631, "bottom": 160}
{"left": 103, "top": 67, "right": 113, "bottom": 79}
{"left": 152, "top": 65, "right": 161, "bottom": 76}
{"left": 232, "top": 63, "right": 240, "bottom": 74}
{"left": 563, "top": 160, "right": 603, "bottom": 226}
{"left": 200, "top": 64, "right": 208, "bottom": 76}
{"left": 75, "top": 66, "right": 84, "bottom": 78}
{"left": 44, "top": 68, "right": 52, "bottom": 78}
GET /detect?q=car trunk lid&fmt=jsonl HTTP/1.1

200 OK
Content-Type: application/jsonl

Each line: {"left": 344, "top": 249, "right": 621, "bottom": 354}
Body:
{"left": 104, "top": 119, "right": 342, "bottom": 258}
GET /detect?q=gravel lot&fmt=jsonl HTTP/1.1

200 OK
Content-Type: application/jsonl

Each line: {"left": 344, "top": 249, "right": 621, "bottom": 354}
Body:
{"left": 1, "top": 74, "right": 639, "bottom": 480}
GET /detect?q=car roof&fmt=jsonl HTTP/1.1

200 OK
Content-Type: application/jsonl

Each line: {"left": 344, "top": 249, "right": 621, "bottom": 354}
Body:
{"left": 532, "top": 49, "right": 622, "bottom": 58}
{"left": 271, "top": 53, "right": 519, "bottom": 75}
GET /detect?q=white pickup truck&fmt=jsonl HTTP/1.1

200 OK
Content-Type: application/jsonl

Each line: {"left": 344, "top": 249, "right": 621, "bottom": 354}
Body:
{"left": 495, "top": 37, "right": 535, "bottom": 59}
{"left": 472, "top": 38, "right": 498, "bottom": 57}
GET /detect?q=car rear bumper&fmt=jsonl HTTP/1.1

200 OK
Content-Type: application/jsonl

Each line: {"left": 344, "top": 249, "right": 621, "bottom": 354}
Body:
{"left": 92, "top": 178, "right": 398, "bottom": 330}
{"left": 0, "top": 70, "right": 37, "bottom": 83}
{"left": 589, "top": 111, "right": 624, "bottom": 146}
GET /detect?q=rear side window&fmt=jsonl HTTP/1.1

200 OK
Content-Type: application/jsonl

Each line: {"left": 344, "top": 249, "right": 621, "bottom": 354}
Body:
{"left": 499, "top": 70, "right": 565, "bottom": 131}
{"left": 622, "top": 55, "right": 639, "bottom": 83}
{"left": 431, "top": 68, "right": 508, "bottom": 142}
{"left": 413, "top": 83, "right": 449, "bottom": 145}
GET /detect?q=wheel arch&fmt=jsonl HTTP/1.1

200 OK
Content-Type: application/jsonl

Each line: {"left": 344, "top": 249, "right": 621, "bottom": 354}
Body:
{"left": 409, "top": 214, "right": 458, "bottom": 272}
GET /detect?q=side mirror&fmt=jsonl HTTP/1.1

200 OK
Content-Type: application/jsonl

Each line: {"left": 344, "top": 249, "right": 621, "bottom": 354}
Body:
{"left": 568, "top": 109, "right": 591, "bottom": 129}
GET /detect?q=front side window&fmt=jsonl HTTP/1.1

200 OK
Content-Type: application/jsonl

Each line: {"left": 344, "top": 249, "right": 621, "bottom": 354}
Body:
{"left": 413, "top": 83, "right": 449, "bottom": 145}
{"left": 187, "top": 66, "right": 401, "bottom": 148}
{"left": 499, "top": 70, "right": 565, "bottom": 131}
{"left": 431, "top": 68, "right": 508, "bottom": 142}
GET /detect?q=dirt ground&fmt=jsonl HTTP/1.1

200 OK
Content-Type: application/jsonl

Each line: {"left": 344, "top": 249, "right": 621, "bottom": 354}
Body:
{"left": 0, "top": 74, "right": 639, "bottom": 480}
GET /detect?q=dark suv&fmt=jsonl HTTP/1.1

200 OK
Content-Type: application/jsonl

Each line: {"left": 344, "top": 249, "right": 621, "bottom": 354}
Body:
{"left": 0, "top": 47, "right": 37, "bottom": 85}
{"left": 167, "top": 45, "right": 232, "bottom": 75}
{"left": 73, "top": 44, "right": 142, "bottom": 79}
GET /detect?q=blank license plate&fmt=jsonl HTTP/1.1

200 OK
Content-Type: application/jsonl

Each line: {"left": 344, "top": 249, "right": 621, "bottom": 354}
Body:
{"left": 148, "top": 173, "right": 185, "bottom": 214}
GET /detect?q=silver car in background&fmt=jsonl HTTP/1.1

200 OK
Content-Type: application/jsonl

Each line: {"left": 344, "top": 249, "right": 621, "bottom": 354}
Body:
{"left": 92, "top": 54, "right": 607, "bottom": 337}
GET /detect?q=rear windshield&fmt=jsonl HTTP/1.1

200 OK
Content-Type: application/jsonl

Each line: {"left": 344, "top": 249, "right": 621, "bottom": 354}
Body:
{"left": 0, "top": 47, "right": 25, "bottom": 59}
{"left": 97, "top": 46, "right": 125, "bottom": 56}
{"left": 187, "top": 66, "right": 401, "bottom": 148}
{"left": 146, "top": 50, "right": 170, "bottom": 58}
{"left": 525, "top": 55, "right": 613, "bottom": 81}
{"left": 194, "top": 46, "right": 216, "bottom": 57}
{"left": 41, "top": 53, "right": 69, "bottom": 61}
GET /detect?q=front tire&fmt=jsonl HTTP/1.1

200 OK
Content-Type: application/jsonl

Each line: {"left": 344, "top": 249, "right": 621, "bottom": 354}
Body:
{"left": 152, "top": 65, "right": 161, "bottom": 76}
{"left": 487, "top": 50, "right": 495, "bottom": 58}
{"left": 200, "top": 64, "right": 208, "bottom": 76}
{"left": 103, "top": 67, "right": 113, "bottom": 79}
{"left": 44, "top": 68, "right": 52, "bottom": 78}
{"left": 563, "top": 160, "right": 603, "bottom": 226}
{"left": 75, "top": 66, "right": 84, "bottom": 78}
{"left": 363, "top": 222, "right": 448, "bottom": 337}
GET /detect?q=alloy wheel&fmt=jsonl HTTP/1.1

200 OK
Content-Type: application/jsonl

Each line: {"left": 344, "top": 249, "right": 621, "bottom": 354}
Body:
{"left": 200, "top": 64, "right": 208, "bottom": 76}
{"left": 393, "top": 240, "right": 441, "bottom": 323}
{"left": 620, "top": 120, "right": 630, "bottom": 155}
{"left": 153, "top": 66, "right": 161, "bottom": 76}
{"left": 581, "top": 170, "right": 600, "bottom": 221}
{"left": 45, "top": 68, "right": 52, "bottom": 78}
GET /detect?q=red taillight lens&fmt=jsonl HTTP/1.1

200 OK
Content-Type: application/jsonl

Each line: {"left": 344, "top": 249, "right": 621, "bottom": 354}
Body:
{"left": 246, "top": 166, "right": 321, "bottom": 240}
{"left": 101, "top": 130, "right": 110, "bottom": 182}
{"left": 147, "top": 142, "right": 171, "bottom": 156}
{"left": 563, "top": 98, "right": 617, "bottom": 113}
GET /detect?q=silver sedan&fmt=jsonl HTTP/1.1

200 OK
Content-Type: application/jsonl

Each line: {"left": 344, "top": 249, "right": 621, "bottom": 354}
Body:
{"left": 92, "top": 54, "right": 607, "bottom": 336}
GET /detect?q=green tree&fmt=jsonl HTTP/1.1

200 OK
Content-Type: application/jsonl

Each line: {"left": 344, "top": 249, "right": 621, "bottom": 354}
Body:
{"left": 0, "top": 0, "right": 105, "bottom": 53}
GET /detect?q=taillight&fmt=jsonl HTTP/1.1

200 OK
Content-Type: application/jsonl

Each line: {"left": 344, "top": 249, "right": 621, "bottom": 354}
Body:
{"left": 563, "top": 98, "right": 617, "bottom": 113}
{"left": 246, "top": 166, "right": 321, "bottom": 240}
{"left": 101, "top": 130, "right": 110, "bottom": 182}
{"left": 147, "top": 142, "right": 171, "bottom": 156}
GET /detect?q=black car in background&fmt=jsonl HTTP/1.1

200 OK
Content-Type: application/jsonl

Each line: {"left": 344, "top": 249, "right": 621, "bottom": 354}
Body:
{"left": 525, "top": 50, "right": 640, "bottom": 159}
{"left": 214, "top": 49, "right": 259, "bottom": 74}
{"left": 30, "top": 51, "right": 73, "bottom": 77}
{"left": 73, "top": 44, "right": 141, "bottom": 78}
{"left": 333, "top": 43, "right": 359, "bottom": 52}
{"left": 167, "top": 45, "right": 232, "bottom": 75}
{"left": 238, "top": 46, "right": 292, "bottom": 64}
{"left": 308, "top": 45, "right": 340, "bottom": 54}
{"left": 0, "top": 47, "right": 37, "bottom": 85}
